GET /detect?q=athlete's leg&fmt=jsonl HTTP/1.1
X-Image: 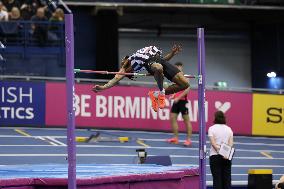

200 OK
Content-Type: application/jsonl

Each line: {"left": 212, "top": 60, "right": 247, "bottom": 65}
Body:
{"left": 179, "top": 100, "right": 192, "bottom": 146}
{"left": 167, "top": 112, "right": 179, "bottom": 144}
{"left": 150, "top": 63, "right": 164, "bottom": 91}
{"left": 148, "top": 62, "right": 165, "bottom": 111}
{"left": 148, "top": 62, "right": 167, "bottom": 109}
{"left": 165, "top": 72, "right": 190, "bottom": 95}
{"left": 182, "top": 114, "right": 192, "bottom": 141}
{"left": 170, "top": 112, "right": 179, "bottom": 138}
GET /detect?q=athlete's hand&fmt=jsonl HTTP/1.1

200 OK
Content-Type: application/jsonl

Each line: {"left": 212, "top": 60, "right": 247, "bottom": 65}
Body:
{"left": 171, "top": 44, "right": 182, "bottom": 55}
{"left": 92, "top": 85, "right": 105, "bottom": 93}
{"left": 173, "top": 98, "right": 180, "bottom": 104}
{"left": 169, "top": 94, "right": 175, "bottom": 99}
{"left": 223, "top": 156, "right": 229, "bottom": 160}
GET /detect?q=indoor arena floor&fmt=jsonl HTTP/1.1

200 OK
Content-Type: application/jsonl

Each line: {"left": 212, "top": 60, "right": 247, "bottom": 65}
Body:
{"left": 0, "top": 127, "right": 283, "bottom": 184}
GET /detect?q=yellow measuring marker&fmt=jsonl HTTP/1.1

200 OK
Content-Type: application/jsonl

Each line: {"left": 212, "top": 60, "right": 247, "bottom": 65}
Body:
{"left": 136, "top": 139, "right": 150, "bottom": 148}
{"left": 76, "top": 132, "right": 129, "bottom": 143}
{"left": 260, "top": 151, "right": 273, "bottom": 159}
{"left": 75, "top": 137, "right": 88, "bottom": 142}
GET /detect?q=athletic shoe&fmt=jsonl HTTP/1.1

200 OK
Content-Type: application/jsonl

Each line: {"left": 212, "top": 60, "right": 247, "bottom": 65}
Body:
{"left": 166, "top": 137, "right": 179, "bottom": 144}
{"left": 183, "top": 139, "right": 192, "bottom": 147}
{"left": 158, "top": 93, "right": 166, "bottom": 109}
{"left": 148, "top": 91, "right": 158, "bottom": 112}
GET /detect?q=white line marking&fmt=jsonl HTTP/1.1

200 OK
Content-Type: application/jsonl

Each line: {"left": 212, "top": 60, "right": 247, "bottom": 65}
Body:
{"left": 38, "top": 136, "right": 58, "bottom": 146}
{"left": 233, "top": 142, "right": 284, "bottom": 147}
{"left": 170, "top": 155, "right": 284, "bottom": 160}
{"left": 2, "top": 127, "right": 284, "bottom": 141}
{"left": 0, "top": 153, "right": 283, "bottom": 160}
{"left": 0, "top": 135, "right": 27, "bottom": 137}
{"left": 37, "top": 136, "right": 44, "bottom": 140}
{"left": 45, "top": 136, "right": 66, "bottom": 146}
{"left": 173, "top": 164, "right": 284, "bottom": 168}
{"left": 232, "top": 164, "right": 284, "bottom": 168}
{"left": 1, "top": 144, "right": 284, "bottom": 154}
{"left": 139, "top": 138, "right": 284, "bottom": 147}
{"left": 0, "top": 154, "right": 134, "bottom": 157}
{"left": 0, "top": 145, "right": 62, "bottom": 147}
{"left": 12, "top": 130, "right": 58, "bottom": 146}
{"left": 2, "top": 135, "right": 284, "bottom": 147}
{"left": 207, "top": 181, "right": 282, "bottom": 186}
{"left": 231, "top": 174, "right": 283, "bottom": 176}
{"left": 233, "top": 135, "right": 284, "bottom": 141}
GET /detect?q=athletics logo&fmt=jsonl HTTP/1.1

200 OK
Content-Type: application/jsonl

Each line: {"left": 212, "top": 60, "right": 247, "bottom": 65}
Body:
{"left": 215, "top": 101, "right": 231, "bottom": 113}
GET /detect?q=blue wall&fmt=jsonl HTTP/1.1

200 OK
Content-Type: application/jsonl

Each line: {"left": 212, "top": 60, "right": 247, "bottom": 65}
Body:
{"left": 73, "top": 7, "right": 97, "bottom": 79}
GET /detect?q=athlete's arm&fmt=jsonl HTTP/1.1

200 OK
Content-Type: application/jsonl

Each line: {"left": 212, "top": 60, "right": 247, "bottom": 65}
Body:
{"left": 209, "top": 135, "right": 220, "bottom": 153}
{"left": 228, "top": 134, "right": 234, "bottom": 147}
{"left": 92, "top": 59, "right": 129, "bottom": 92}
{"left": 163, "top": 44, "right": 182, "bottom": 61}
{"left": 174, "top": 87, "right": 190, "bottom": 103}
{"left": 277, "top": 182, "right": 284, "bottom": 189}
{"left": 92, "top": 71, "right": 125, "bottom": 92}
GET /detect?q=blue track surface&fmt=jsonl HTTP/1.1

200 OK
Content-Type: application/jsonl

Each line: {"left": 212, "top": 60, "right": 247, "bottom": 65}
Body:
{"left": 0, "top": 127, "right": 283, "bottom": 184}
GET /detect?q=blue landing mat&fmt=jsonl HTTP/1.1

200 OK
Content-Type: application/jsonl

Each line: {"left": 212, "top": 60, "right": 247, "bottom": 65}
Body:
{"left": 0, "top": 164, "right": 198, "bottom": 179}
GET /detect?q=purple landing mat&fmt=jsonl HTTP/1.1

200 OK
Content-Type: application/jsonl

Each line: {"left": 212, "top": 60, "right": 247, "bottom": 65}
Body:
{"left": 0, "top": 164, "right": 199, "bottom": 189}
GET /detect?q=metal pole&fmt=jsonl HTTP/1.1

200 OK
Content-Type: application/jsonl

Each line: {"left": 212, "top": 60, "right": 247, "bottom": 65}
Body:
{"left": 74, "top": 69, "right": 198, "bottom": 79}
{"left": 198, "top": 28, "right": 206, "bottom": 189}
{"left": 65, "top": 13, "right": 76, "bottom": 189}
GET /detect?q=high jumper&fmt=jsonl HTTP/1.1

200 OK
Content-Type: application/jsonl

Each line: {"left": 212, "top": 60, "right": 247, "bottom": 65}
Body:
{"left": 92, "top": 44, "right": 190, "bottom": 112}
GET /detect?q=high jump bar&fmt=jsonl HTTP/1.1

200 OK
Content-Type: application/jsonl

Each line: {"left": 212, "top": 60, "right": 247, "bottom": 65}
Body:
{"left": 74, "top": 69, "right": 198, "bottom": 79}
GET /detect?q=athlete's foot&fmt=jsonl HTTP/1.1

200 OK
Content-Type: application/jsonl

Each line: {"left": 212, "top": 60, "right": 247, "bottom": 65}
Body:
{"left": 183, "top": 139, "right": 192, "bottom": 147}
{"left": 158, "top": 93, "right": 166, "bottom": 109}
{"left": 148, "top": 91, "right": 158, "bottom": 112}
{"left": 166, "top": 137, "right": 179, "bottom": 144}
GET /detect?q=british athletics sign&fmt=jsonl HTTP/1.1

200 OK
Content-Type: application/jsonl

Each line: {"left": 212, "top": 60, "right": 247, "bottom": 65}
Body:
{"left": 0, "top": 81, "right": 45, "bottom": 126}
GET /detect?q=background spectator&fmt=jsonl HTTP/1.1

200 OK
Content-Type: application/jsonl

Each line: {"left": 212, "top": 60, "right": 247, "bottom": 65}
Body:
{"left": 9, "top": 6, "right": 21, "bottom": 20}
{"left": 3, "top": 0, "right": 20, "bottom": 12}
{"left": 31, "top": 7, "right": 47, "bottom": 46}
{"left": 4, "top": 6, "right": 22, "bottom": 43}
{"left": 20, "top": 0, "right": 41, "bottom": 20}
{"left": 208, "top": 111, "right": 234, "bottom": 189}
{"left": 48, "top": 8, "right": 63, "bottom": 41}
{"left": 49, "top": 8, "right": 63, "bottom": 28}
{"left": 0, "top": 1, "right": 9, "bottom": 21}
{"left": 276, "top": 175, "right": 284, "bottom": 189}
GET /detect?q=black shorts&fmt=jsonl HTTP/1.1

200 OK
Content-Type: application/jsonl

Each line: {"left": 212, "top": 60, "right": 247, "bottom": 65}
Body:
{"left": 171, "top": 100, "right": 189, "bottom": 115}
{"left": 144, "top": 56, "right": 181, "bottom": 81}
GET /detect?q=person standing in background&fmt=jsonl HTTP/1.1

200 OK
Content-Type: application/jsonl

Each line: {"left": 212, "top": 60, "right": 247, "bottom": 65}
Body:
{"left": 9, "top": 6, "right": 21, "bottom": 20}
{"left": 0, "top": 1, "right": 9, "bottom": 21}
{"left": 3, "top": 0, "right": 20, "bottom": 12}
{"left": 208, "top": 111, "right": 234, "bottom": 189}
{"left": 166, "top": 62, "right": 192, "bottom": 147}
{"left": 31, "top": 7, "right": 48, "bottom": 46}
{"left": 276, "top": 175, "right": 284, "bottom": 189}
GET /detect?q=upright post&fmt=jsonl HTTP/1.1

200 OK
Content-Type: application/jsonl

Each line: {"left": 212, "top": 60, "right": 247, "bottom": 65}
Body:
{"left": 65, "top": 13, "right": 76, "bottom": 189}
{"left": 198, "top": 28, "right": 206, "bottom": 189}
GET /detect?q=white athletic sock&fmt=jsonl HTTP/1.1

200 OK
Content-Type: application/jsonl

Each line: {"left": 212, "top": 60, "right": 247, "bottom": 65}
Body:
{"left": 153, "top": 89, "right": 165, "bottom": 98}
{"left": 153, "top": 91, "right": 159, "bottom": 98}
